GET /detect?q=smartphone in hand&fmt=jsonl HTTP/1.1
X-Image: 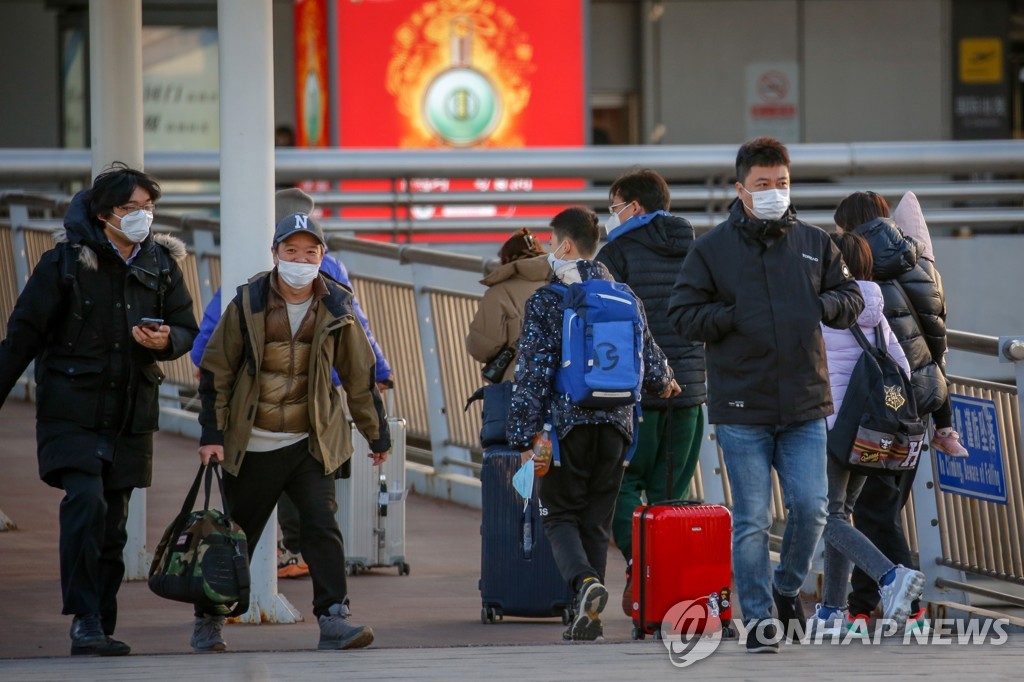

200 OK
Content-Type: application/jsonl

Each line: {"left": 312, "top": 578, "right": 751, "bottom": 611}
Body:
{"left": 139, "top": 317, "right": 163, "bottom": 332}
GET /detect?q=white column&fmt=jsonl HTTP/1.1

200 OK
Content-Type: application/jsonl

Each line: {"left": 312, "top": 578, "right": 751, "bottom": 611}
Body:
{"left": 90, "top": 0, "right": 149, "bottom": 580}
{"left": 89, "top": 0, "right": 144, "bottom": 176}
{"left": 218, "top": 0, "right": 300, "bottom": 625}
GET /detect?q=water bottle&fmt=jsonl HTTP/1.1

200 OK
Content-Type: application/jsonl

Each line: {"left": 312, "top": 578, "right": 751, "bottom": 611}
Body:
{"left": 533, "top": 424, "right": 553, "bottom": 476}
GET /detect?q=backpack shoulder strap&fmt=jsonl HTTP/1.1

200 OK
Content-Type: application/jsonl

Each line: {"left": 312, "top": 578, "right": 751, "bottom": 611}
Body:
{"left": 874, "top": 323, "right": 886, "bottom": 353}
{"left": 60, "top": 243, "right": 79, "bottom": 284}
{"left": 849, "top": 324, "right": 874, "bottom": 354}
{"left": 234, "top": 284, "right": 256, "bottom": 377}
{"left": 891, "top": 279, "right": 927, "bottom": 338}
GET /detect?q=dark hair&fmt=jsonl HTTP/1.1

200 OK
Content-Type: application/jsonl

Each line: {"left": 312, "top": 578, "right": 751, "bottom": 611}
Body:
{"left": 90, "top": 162, "right": 161, "bottom": 219}
{"left": 550, "top": 206, "right": 599, "bottom": 257}
{"left": 735, "top": 136, "right": 790, "bottom": 185}
{"left": 831, "top": 232, "right": 874, "bottom": 281}
{"left": 498, "top": 227, "right": 545, "bottom": 264}
{"left": 275, "top": 125, "right": 296, "bottom": 146}
{"left": 833, "top": 191, "right": 890, "bottom": 231}
{"left": 609, "top": 169, "right": 670, "bottom": 212}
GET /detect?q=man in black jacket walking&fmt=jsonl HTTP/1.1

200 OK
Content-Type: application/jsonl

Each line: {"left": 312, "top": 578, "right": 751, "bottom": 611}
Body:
{"left": 595, "top": 169, "right": 698, "bottom": 616}
{"left": 0, "top": 164, "right": 199, "bottom": 656}
{"left": 668, "top": 137, "right": 863, "bottom": 652}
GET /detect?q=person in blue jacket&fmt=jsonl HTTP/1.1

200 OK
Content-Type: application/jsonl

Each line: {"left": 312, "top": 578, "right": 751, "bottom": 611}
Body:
{"left": 190, "top": 189, "right": 393, "bottom": 578}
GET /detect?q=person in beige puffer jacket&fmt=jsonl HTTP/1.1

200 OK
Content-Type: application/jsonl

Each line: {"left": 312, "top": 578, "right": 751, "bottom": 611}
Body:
{"left": 466, "top": 228, "right": 549, "bottom": 383}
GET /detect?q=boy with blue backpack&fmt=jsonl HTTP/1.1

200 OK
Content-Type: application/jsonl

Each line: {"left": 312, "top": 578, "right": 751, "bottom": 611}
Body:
{"left": 507, "top": 206, "right": 677, "bottom": 642}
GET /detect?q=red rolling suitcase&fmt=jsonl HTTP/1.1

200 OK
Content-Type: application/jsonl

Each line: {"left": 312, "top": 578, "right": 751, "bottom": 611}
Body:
{"left": 630, "top": 501, "right": 735, "bottom": 640}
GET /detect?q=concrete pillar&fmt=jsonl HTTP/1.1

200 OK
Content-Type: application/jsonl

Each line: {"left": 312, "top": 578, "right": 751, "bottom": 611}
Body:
{"left": 89, "top": 0, "right": 144, "bottom": 177}
{"left": 217, "top": 0, "right": 299, "bottom": 625}
{"left": 89, "top": 0, "right": 148, "bottom": 580}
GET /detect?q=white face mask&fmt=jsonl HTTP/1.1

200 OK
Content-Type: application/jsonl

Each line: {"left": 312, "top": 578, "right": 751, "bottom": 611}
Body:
{"left": 107, "top": 209, "right": 153, "bottom": 243}
{"left": 742, "top": 187, "right": 790, "bottom": 221}
{"left": 604, "top": 203, "right": 629, "bottom": 234}
{"left": 547, "top": 240, "right": 569, "bottom": 271}
{"left": 277, "top": 259, "right": 320, "bottom": 288}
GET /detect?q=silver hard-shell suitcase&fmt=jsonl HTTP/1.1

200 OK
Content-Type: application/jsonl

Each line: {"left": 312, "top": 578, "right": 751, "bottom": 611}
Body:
{"left": 335, "top": 416, "right": 409, "bottom": 575}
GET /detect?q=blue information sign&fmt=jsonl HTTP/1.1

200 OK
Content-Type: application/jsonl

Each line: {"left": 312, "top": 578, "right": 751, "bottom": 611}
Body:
{"left": 935, "top": 394, "right": 1007, "bottom": 504}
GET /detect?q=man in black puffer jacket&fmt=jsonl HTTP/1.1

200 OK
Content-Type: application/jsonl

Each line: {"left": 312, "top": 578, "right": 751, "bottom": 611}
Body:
{"left": 668, "top": 137, "right": 864, "bottom": 652}
{"left": 595, "top": 169, "right": 701, "bottom": 616}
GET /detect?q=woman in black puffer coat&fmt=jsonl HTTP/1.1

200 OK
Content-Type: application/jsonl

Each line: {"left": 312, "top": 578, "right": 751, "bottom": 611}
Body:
{"left": 832, "top": 190, "right": 966, "bottom": 628}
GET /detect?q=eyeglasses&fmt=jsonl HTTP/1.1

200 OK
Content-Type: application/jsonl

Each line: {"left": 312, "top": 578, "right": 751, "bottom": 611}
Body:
{"left": 608, "top": 201, "right": 628, "bottom": 215}
{"left": 117, "top": 203, "right": 156, "bottom": 213}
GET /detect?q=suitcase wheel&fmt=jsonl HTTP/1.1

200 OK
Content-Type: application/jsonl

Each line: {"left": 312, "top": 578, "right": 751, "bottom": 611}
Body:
{"left": 652, "top": 628, "right": 663, "bottom": 640}
{"left": 631, "top": 626, "right": 645, "bottom": 641}
{"left": 347, "top": 564, "right": 361, "bottom": 577}
{"left": 481, "top": 606, "right": 499, "bottom": 624}
{"left": 561, "top": 608, "right": 572, "bottom": 626}
{"left": 397, "top": 562, "right": 411, "bottom": 576}
{"left": 721, "top": 623, "right": 738, "bottom": 640}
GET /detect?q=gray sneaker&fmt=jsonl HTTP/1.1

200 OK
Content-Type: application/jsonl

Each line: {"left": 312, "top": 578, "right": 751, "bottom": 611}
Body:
{"left": 191, "top": 615, "right": 227, "bottom": 652}
{"left": 318, "top": 602, "right": 374, "bottom": 650}
{"left": 879, "top": 565, "right": 926, "bottom": 633}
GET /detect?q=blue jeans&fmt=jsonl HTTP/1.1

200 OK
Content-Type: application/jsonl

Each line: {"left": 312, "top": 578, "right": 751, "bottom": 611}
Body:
{"left": 822, "top": 458, "right": 894, "bottom": 609}
{"left": 716, "top": 420, "right": 828, "bottom": 622}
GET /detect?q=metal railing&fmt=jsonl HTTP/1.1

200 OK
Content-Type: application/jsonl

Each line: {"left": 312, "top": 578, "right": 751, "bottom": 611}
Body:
{"left": 3, "top": 140, "right": 1024, "bottom": 239}
{"left": 4, "top": 140, "right": 1024, "bottom": 182}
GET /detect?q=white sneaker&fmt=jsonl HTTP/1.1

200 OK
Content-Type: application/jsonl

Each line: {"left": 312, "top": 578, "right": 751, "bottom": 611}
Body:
{"left": 878, "top": 566, "right": 925, "bottom": 633}
{"left": 805, "top": 604, "right": 844, "bottom": 641}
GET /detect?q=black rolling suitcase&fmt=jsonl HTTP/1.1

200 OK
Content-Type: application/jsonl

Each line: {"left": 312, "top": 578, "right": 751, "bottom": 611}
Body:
{"left": 479, "top": 447, "right": 573, "bottom": 624}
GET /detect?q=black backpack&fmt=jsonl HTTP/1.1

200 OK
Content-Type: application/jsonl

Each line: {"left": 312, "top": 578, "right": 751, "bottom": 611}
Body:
{"left": 826, "top": 324, "right": 927, "bottom": 476}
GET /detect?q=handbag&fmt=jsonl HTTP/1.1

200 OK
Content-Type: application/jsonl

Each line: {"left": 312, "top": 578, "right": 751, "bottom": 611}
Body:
{"left": 148, "top": 462, "right": 251, "bottom": 616}
{"left": 827, "top": 324, "right": 926, "bottom": 476}
{"left": 481, "top": 341, "right": 517, "bottom": 384}
{"left": 465, "top": 381, "right": 514, "bottom": 447}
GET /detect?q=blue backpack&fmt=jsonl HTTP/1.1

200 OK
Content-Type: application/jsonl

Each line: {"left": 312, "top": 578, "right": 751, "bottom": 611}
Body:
{"left": 548, "top": 280, "right": 645, "bottom": 408}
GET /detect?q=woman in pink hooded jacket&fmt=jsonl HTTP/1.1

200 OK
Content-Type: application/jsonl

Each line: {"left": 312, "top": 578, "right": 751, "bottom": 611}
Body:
{"left": 807, "top": 232, "right": 926, "bottom": 637}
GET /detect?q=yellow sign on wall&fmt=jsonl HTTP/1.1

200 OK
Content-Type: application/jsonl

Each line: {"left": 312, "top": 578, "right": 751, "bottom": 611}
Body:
{"left": 960, "top": 38, "right": 1003, "bottom": 84}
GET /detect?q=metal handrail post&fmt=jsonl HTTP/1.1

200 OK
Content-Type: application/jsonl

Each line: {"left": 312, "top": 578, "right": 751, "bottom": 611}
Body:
{"left": 8, "top": 202, "right": 32, "bottom": 291}
{"left": 696, "top": 421, "right": 728, "bottom": 506}
{"left": 191, "top": 228, "right": 217, "bottom": 308}
{"left": 999, "top": 337, "right": 1024, "bottom": 453}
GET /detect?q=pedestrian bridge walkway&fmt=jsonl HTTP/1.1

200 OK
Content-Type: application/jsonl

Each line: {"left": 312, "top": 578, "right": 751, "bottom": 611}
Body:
{"left": 1, "top": 397, "right": 1021, "bottom": 680}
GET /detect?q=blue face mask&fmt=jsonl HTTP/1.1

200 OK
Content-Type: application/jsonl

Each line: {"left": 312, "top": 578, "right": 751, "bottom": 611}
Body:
{"left": 512, "top": 457, "right": 534, "bottom": 501}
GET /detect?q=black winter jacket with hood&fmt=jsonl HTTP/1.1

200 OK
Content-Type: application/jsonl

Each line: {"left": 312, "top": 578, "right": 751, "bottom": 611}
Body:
{"left": 851, "top": 217, "right": 948, "bottom": 413}
{"left": 667, "top": 200, "right": 864, "bottom": 425}
{"left": 0, "top": 189, "right": 198, "bottom": 488}
{"left": 596, "top": 212, "right": 706, "bottom": 410}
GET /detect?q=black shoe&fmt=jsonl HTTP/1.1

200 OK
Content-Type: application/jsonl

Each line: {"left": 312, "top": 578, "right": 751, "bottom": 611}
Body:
{"left": 772, "top": 586, "right": 806, "bottom": 643}
{"left": 70, "top": 614, "right": 131, "bottom": 656}
{"left": 745, "top": 619, "right": 780, "bottom": 654}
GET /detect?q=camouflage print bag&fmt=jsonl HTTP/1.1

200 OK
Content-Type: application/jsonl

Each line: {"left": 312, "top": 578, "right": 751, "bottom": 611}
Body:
{"left": 148, "top": 462, "right": 250, "bottom": 616}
